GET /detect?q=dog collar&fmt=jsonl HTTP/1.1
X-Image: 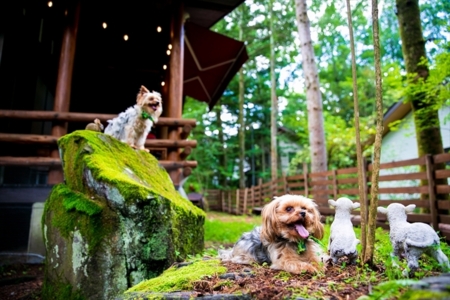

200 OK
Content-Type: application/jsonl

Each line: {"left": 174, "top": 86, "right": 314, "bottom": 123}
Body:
{"left": 141, "top": 111, "right": 154, "bottom": 122}
{"left": 297, "top": 236, "right": 325, "bottom": 254}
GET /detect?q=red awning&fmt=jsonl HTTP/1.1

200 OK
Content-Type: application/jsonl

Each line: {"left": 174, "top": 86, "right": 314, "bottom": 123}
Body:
{"left": 183, "top": 22, "right": 249, "bottom": 110}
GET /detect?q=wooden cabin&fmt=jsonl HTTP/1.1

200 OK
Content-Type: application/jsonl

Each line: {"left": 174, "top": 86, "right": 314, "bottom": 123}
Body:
{"left": 0, "top": 0, "right": 247, "bottom": 252}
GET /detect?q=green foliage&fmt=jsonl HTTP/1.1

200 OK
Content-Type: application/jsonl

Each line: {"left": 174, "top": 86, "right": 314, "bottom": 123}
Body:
{"left": 183, "top": 0, "right": 450, "bottom": 190}
{"left": 405, "top": 42, "right": 450, "bottom": 121}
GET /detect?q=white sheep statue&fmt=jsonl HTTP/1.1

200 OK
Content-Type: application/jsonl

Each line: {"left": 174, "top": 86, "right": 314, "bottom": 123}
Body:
{"left": 377, "top": 203, "right": 449, "bottom": 276}
{"left": 328, "top": 197, "right": 360, "bottom": 265}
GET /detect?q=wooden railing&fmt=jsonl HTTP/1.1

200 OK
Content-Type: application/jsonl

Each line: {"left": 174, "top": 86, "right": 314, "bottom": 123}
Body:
{"left": 0, "top": 110, "right": 197, "bottom": 175}
{"left": 205, "top": 153, "right": 450, "bottom": 240}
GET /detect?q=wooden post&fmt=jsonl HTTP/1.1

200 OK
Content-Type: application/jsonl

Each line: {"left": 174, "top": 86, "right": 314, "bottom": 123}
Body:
{"left": 228, "top": 191, "right": 232, "bottom": 213}
{"left": 221, "top": 190, "right": 225, "bottom": 212}
{"left": 332, "top": 170, "right": 338, "bottom": 199}
{"left": 243, "top": 188, "right": 248, "bottom": 215}
{"left": 303, "top": 162, "right": 309, "bottom": 197}
{"left": 258, "top": 178, "right": 263, "bottom": 207}
{"left": 166, "top": 0, "right": 185, "bottom": 187}
{"left": 235, "top": 189, "right": 240, "bottom": 215}
{"left": 425, "top": 154, "right": 438, "bottom": 230}
{"left": 48, "top": 0, "right": 81, "bottom": 184}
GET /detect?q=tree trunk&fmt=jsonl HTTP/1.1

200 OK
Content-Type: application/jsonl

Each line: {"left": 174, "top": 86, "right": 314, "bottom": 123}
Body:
{"left": 396, "top": 0, "right": 446, "bottom": 208}
{"left": 364, "top": 0, "right": 383, "bottom": 266}
{"left": 345, "top": 0, "right": 368, "bottom": 260}
{"left": 294, "top": 0, "right": 327, "bottom": 174}
{"left": 269, "top": 0, "right": 278, "bottom": 181}
{"left": 215, "top": 106, "right": 228, "bottom": 189}
{"left": 238, "top": 6, "right": 246, "bottom": 189}
{"left": 294, "top": 0, "right": 327, "bottom": 202}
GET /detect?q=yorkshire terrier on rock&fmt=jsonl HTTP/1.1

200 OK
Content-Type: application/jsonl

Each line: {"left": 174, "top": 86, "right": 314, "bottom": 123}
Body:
{"left": 104, "top": 86, "right": 162, "bottom": 152}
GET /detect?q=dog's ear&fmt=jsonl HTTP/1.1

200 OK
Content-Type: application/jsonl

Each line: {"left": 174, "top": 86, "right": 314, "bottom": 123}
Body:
{"left": 260, "top": 198, "right": 280, "bottom": 243}
{"left": 311, "top": 203, "right": 324, "bottom": 240}
{"left": 139, "top": 85, "right": 150, "bottom": 95}
{"left": 137, "top": 86, "right": 150, "bottom": 105}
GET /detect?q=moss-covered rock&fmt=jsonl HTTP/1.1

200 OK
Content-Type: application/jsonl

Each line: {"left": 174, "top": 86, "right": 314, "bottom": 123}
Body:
{"left": 42, "top": 130, "right": 205, "bottom": 300}
{"left": 120, "top": 259, "right": 227, "bottom": 299}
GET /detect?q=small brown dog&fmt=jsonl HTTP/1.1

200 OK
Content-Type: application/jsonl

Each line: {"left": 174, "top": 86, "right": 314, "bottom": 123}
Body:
{"left": 220, "top": 194, "right": 327, "bottom": 274}
{"left": 104, "top": 86, "right": 162, "bottom": 152}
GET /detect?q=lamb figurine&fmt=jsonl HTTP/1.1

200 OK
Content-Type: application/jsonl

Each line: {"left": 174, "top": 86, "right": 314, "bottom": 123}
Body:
{"left": 328, "top": 197, "right": 360, "bottom": 265}
{"left": 377, "top": 203, "right": 449, "bottom": 276}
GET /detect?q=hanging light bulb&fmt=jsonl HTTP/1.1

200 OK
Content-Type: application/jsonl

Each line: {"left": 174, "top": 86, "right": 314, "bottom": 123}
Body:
{"left": 102, "top": 22, "right": 107, "bottom": 29}
{"left": 163, "top": 65, "right": 167, "bottom": 70}
{"left": 124, "top": 35, "right": 129, "bottom": 41}
{"left": 157, "top": 26, "right": 162, "bottom": 32}
{"left": 161, "top": 81, "right": 165, "bottom": 86}
{"left": 168, "top": 44, "right": 172, "bottom": 50}
{"left": 166, "top": 50, "right": 171, "bottom": 55}
{"left": 48, "top": 1, "right": 53, "bottom": 7}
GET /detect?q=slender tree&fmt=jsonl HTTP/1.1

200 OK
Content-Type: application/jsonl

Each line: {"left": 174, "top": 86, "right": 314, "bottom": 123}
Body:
{"left": 364, "top": 0, "right": 384, "bottom": 265}
{"left": 238, "top": 6, "right": 246, "bottom": 189}
{"left": 269, "top": 0, "right": 278, "bottom": 181}
{"left": 294, "top": 0, "right": 327, "bottom": 174}
{"left": 345, "top": 0, "right": 368, "bottom": 262}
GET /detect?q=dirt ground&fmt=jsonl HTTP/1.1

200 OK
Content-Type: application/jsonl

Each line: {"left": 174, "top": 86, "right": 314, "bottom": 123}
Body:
{"left": 0, "top": 260, "right": 371, "bottom": 300}
{"left": 0, "top": 263, "right": 43, "bottom": 300}
{"left": 0, "top": 256, "right": 443, "bottom": 300}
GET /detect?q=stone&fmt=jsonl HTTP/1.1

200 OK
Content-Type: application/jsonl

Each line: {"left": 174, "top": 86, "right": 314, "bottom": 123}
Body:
{"left": 42, "top": 130, "right": 205, "bottom": 300}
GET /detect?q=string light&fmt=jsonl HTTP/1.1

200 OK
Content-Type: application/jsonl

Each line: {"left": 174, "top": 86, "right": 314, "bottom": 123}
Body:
{"left": 168, "top": 44, "right": 172, "bottom": 50}
{"left": 48, "top": 1, "right": 53, "bottom": 7}
{"left": 163, "top": 65, "right": 167, "bottom": 70}
{"left": 124, "top": 35, "right": 129, "bottom": 41}
{"left": 157, "top": 26, "right": 162, "bottom": 32}
{"left": 102, "top": 22, "right": 107, "bottom": 29}
{"left": 161, "top": 81, "right": 165, "bottom": 86}
{"left": 166, "top": 50, "right": 171, "bottom": 55}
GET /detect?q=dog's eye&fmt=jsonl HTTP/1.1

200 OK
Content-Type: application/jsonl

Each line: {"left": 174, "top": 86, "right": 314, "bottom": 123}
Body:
{"left": 286, "top": 206, "right": 293, "bottom": 212}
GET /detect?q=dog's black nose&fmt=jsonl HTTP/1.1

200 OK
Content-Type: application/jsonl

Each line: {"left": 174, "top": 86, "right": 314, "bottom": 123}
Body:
{"left": 300, "top": 211, "right": 306, "bottom": 217}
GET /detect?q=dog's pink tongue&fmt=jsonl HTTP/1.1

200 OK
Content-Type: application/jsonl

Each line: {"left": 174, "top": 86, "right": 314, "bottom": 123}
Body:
{"left": 295, "top": 224, "right": 309, "bottom": 239}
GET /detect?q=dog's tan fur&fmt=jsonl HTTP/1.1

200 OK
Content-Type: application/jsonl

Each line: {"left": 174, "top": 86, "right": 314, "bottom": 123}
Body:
{"left": 220, "top": 195, "right": 327, "bottom": 274}
{"left": 104, "top": 86, "right": 162, "bottom": 152}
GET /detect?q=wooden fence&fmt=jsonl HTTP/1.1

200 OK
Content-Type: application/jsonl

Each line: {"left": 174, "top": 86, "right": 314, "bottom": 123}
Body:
{"left": 204, "top": 153, "right": 450, "bottom": 240}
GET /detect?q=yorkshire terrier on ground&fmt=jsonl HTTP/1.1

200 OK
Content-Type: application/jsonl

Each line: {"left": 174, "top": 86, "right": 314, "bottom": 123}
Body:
{"left": 104, "top": 86, "right": 162, "bottom": 152}
{"left": 220, "top": 194, "right": 328, "bottom": 274}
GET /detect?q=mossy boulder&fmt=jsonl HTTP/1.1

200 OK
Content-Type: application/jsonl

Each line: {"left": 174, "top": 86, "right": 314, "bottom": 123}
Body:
{"left": 121, "top": 259, "right": 228, "bottom": 299}
{"left": 42, "top": 130, "right": 205, "bottom": 300}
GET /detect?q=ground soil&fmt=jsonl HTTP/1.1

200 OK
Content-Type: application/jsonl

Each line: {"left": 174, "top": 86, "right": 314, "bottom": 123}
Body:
{"left": 0, "top": 260, "right": 373, "bottom": 300}
{"left": 0, "top": 263, "right": 44, "bottom": 300}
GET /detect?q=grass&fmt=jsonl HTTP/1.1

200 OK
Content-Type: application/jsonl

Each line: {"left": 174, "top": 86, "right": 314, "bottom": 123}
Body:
{"left": 204, "top": 212, "right": 261, "bottom": 247}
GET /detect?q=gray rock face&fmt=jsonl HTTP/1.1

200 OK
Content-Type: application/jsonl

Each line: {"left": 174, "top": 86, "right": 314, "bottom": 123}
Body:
{"left": 42, "top": 130, "right": 205, "bottom": 300}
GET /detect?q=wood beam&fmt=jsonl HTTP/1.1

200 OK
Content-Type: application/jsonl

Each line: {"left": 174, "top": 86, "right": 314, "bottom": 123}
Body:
{"left": 49, "top": 0, "right": 81, "bottom": 184}
{"left": 0, "top": 133, "right": 197, "bottom": 148}
{"left": 166, "top": 0, "right": 186, "bottom": 186}
{"left": 0, "top": 110, "right": 196, "bottom": 127}
{"left": 0, "top": 156, "right": 197, "bottom": 169}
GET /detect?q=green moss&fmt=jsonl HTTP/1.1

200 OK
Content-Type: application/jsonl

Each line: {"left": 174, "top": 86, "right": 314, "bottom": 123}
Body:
{"left": 44, "top": 183, "right": 116, "bottom": 254}
{"left": 58, "top": 130, "right": 205, "bottom": 215}
{"left": 42, "top": 277, "right": 85, "bottom": 300}
{"left": 125, "top": 259, "right": 227, "bottom": 293}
